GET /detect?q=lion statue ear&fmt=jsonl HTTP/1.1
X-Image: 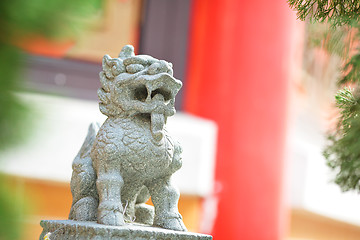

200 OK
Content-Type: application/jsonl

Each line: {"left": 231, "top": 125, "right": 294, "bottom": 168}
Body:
{"left": 119, "top": 45, "right": 135, "bottom": 60}
{"left": 98, "top": 53, "right": 126, "bottom": 117}
{"left": 102, "top": 55, "right": 125, "bottom": 80}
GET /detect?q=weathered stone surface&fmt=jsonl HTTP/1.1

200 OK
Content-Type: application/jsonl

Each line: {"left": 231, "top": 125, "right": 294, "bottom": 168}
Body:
{"left": 39, "top": 220, "right": 212, "bottom": 240}
{"left": 68, "top": 45, "right": 186, "bottom": 231}
{"left": 39, "top": 45, "right": 213, "bottom": 240}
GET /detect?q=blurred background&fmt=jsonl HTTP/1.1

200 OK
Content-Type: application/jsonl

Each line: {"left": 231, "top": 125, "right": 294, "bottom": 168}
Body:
{"left": 1, "top": 0, "right": 360, "bottom": 239}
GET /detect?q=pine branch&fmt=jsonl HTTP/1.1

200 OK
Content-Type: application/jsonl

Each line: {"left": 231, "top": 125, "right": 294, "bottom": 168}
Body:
{"left": 334, "top": 87, "right": 358, "bottom": 131}
{"left": 324, "top": 88, "right": 360, "bottom": 191}
{"left": 340, "top": 52, "right": 360, "bottom": 85}
{"left": 288, "top": 0, "right": 360, "bottom": 26}
{"left": 289, "top": 0, "right": 360, "bottom": 192}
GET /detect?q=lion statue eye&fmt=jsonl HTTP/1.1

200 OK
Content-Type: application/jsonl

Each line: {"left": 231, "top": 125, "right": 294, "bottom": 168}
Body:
{"left": 133, "top": 85, "right": 148, "bottom": 102}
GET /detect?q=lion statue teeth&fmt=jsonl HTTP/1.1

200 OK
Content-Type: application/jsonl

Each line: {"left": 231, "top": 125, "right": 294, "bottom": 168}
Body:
{"left": 68, "top": 45, "right": 186, "bottom": 231}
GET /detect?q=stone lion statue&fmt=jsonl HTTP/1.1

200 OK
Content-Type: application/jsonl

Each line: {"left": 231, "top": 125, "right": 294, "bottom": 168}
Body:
{"left": 68, "top": 45, "right": 186, "bottom": 231}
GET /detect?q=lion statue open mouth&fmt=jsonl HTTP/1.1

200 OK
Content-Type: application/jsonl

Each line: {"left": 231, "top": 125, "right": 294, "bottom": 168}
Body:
{"left": 68, "top": 45, "right": 186, "bottom": 231}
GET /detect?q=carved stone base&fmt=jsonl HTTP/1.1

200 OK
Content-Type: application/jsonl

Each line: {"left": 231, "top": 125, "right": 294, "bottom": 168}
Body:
{"left": 39, "top": 220, "right": 213, "bottom": 240}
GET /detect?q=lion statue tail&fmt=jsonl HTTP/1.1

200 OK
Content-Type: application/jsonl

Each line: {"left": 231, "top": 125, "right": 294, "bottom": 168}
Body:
{"left": 68, "top": 122, "right": 100, "bottom": 221}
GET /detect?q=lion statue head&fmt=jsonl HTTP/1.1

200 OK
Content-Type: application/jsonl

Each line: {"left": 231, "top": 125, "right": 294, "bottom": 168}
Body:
{"left": 98, "top": 45, "right": 182, "bottom": 140}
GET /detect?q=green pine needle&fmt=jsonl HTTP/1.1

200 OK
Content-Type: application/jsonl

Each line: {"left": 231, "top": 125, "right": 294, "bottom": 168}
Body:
{"left": 288, "top": 0, "right": 360, "bottom": 192}
{"left": 288, "top": 0, "right": 360, "bottom": 26}
{"left": 324, "top": 87, "right": 360, "bottom": 191}
{"left": 340, "top": 52, "right": 360, "bottom": 85}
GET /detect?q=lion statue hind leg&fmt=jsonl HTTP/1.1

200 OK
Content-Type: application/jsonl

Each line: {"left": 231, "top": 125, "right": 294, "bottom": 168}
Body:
{"left": 69, "top": 122, "right": 100, "bottom": 221}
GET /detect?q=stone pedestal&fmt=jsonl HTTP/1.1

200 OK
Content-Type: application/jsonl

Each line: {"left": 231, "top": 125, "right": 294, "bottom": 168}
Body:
{"left": 39, "top": 220, "right": 212, "bottom": 240}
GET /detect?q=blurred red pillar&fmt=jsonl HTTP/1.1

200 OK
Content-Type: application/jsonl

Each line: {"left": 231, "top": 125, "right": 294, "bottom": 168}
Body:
{"left": 184, "top": 0, "right": 298, "bottom": 239}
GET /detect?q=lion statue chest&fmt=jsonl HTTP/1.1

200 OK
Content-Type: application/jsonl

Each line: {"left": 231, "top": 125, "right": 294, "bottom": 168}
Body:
{"left": 91, "top": 116, "right": 174, "bottom": 180}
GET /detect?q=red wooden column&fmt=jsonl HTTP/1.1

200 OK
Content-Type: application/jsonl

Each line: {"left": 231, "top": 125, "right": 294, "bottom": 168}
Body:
{"left": 184, "top": 0, "right": 297, "bottom": 239}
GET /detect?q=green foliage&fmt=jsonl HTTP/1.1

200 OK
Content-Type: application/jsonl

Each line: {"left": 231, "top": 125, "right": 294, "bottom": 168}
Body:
{"left": 0, "top": 0, "right": 102, "bottom": 41}
{"left": 288, "top": 0, "right": 360, "bottom": 192}
{"left": 340, "top": 52, "right": 360, "bottom": 85}
{"left": 306, "top": 21, "right": 351, "bottom": 57}
{"left": 0, "top": 175, "right": 24, "bottom": 240}
{"left": 334, "top": 87, "right": 358, "bottom": 129}
{"left": 0, "top": 1, "right": 102, "bottom": 239}
{"left": 288, "top": 0, "right": 360, "bottom": 26}
{"left": 0, "top": 44, "right": 31, "bottom": 151}
{"left": 317, "top": 20, "right": 360, "bottom": 192}
{"left": 288, "top": 0, "right": 360, "bottom": 191}
{"left": 324, "top": 88, "right": 360, "bottom": 191}
{"left": 0, "top": 0, "right": 101, "bottom": 150}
